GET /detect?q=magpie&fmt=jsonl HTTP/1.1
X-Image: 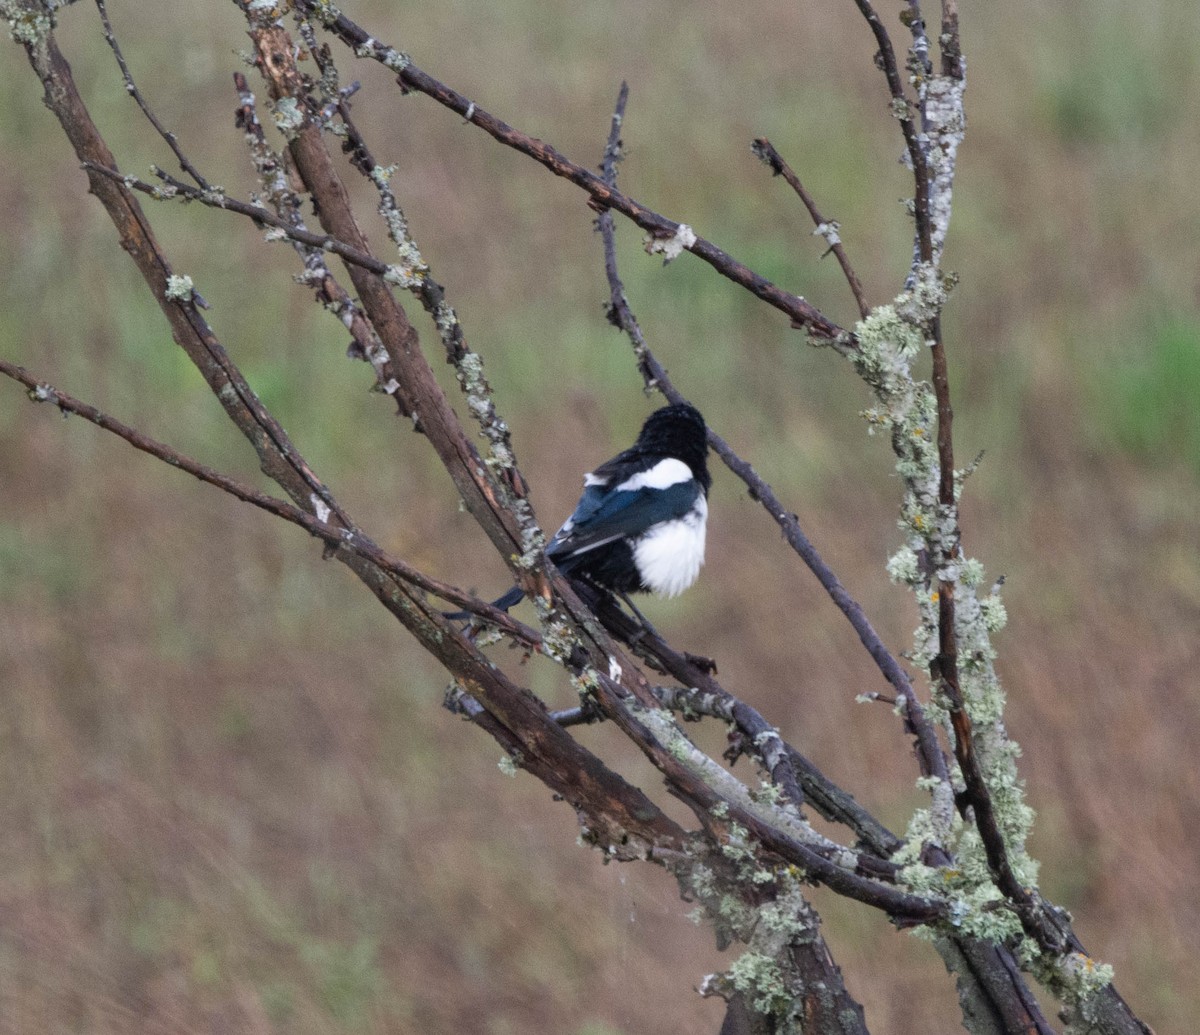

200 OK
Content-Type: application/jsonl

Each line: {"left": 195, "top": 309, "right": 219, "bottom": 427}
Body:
{"left": 476, "top": 403, "right": 711, "bottom": 617}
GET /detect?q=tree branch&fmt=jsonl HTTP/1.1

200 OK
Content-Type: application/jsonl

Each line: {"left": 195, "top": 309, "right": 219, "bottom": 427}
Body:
{"left": 94, "top": 0, "right": 210, "bottom": 189}
{"left": 750, "top": 137, "right": 870, "bottom": 319}
{"left": 848, "top": 0, "right": 933, "bottom": 268}
{"left": 293, "top": 0, "right": 848, "bottom": 342}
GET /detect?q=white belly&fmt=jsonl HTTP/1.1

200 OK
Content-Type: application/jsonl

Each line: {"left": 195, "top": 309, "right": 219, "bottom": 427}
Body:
{"left": 633, "top": 497, "right": 707, "bottom": 598}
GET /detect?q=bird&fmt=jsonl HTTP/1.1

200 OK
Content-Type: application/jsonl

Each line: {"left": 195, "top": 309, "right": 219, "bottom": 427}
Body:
{"left": 472, "top": 402, "right": 711, "bottom": 619}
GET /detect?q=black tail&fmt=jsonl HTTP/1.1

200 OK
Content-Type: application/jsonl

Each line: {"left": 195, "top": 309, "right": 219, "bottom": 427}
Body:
{"left": 443, "top": 584, "right": 527, "bottom": 622}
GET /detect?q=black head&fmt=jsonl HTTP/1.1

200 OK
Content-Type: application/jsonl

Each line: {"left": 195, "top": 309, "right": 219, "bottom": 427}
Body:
{"left": 636, "top": 403, "right": 711, "bottom": 491}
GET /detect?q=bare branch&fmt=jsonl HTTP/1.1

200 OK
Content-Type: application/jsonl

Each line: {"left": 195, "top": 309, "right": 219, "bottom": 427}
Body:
{"left": 751, "top": 137, "right": 870, "bottom": 319}
{"left": 12, "top": 11, "right": 695, "bottom": 865}
{"left": 1, "top": 3, "right": 1156, "bottom": 1030}
{"left": 94, "top": 0, "right": 210, "bottom": 189}
{"left": 940, "top": 0, "right": 964, "bottom": 79}
{"left": 293, "top": 0, "right": 848, "bottom": 343}
{"left": 83, "top": 162, "right": 405, "bottom": 283}
{"left": 230, "top": 70, "right": 395, "bottom": 394}
{"left": 849, "top": 0, "right": 933, "bottom": 269}
{"left": 0, "top": 358, "right": 529, "bottom": 639}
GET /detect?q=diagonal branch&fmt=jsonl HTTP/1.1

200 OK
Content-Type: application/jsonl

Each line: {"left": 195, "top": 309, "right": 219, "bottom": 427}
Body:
{"left": 0, "top": 358, "right": 533, "bottom": 645}
{"left": 594, "top": 597, "right": 903, "bottom": 869}
{"left": 94, "top": 0, "right": 210, "bottom": 189}
{"left": 293, "top": 0, "right": 847, "bottom": 343}
{"left": 83, "top": 163, "right": 407, "bottom": 283}
{"left": 849, "top": 0, "right": 933, "bottom": 268}
{"left": 750, "top": 137, "right": 869, "bottom": 319}
{"left": 230, "top": 70, "right": 400, "bottom": 402}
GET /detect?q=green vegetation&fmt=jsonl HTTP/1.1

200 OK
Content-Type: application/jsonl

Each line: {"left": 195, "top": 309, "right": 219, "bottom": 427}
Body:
{"left": 1096, "top": 311, "right": 1200, "bottom": 469}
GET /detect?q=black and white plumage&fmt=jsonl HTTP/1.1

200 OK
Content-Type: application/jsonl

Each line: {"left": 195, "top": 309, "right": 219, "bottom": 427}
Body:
{"left": 490, "top": 403, "right": 711, "bottom": 612}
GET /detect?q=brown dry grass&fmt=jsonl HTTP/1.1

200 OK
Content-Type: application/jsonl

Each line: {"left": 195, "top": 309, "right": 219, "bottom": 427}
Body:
{"left": 2, "top": 1, "right": 1199, "bottom": 1032}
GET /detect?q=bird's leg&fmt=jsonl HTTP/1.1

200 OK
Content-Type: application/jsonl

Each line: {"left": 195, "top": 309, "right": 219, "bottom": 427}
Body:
{"left": 617, "top": 590, "right": 662, "bottom": 642}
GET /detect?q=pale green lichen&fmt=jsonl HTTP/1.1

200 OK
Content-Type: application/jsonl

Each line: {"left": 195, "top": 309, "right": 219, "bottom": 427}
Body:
{"left": 308, "top": 0, "right": 341, "bottom": 25}
{"left": 391, "top": 241, "right": 423, "bottom": 281}
{"left": 749, "top": 781, "right": 783, "bottom": 807}
{"left": 570, "top": 667, "right": 602, "bottom": 700}
{"left": 727, "top": 951, "right": 790, "bottom": 1016}
{"left": 852, "top": 289, "right": 1035, "bottom": 884}
{"left": 812, "top": 220, "right": 841, "bottom": 247}
{"left": 689, "top": 862, "right": 716, "bottom": 900}
{"left": 1058, "top": 952, "right": 1116, "bottom": 1002}
{"left": 979, "top": 594, "right": 1008, "bottom": 632}
{"left": 378, "top": 47, "right": 411, "bottom": 73}
{"left": 716, "top": 893, "right": 754, "bottom": 929}
{"left": 2, "top": 0, "right": 53, "bottom": 46}
{"left": 853, "top": 304, "right": 925, "bottom": 383}
{"left": 270, "top": 96, "right": 305, "bottom": 139}
{"left": 958, "top": 557, "right": 985, "bottom": 587}
{"left": 164, "top": 274, "right": 194, "bottom": 301}
{"left": 898, "top": 262, "right": 951, "bottom": 320}
{"left": 537, "top": 612, "right": 576, "bottom": 665}
{"left": 433, "top": 299, "right": 459, "bottom": 338}
{"left": 497, "top": 754, "right": 519, "bottom": 777}
{"left": 645, "top": 223, "right": 696, "bottom": 263}
{"left": 1023, "top": 943, "right": 1116, "bottom": 1028}
{"left": 245, "top": 0, "right": 283, "bottom": 17}
{"left": 516, "top": 519, "right": 545, "bottom": 569}
{"left": 757, "top": 900, "right": 800, "bottom": 937}
{"left": 200, "top": 185, "right": 227, "bottom": 207}
{"left": 886, "top": 544, "right": 921, "bottom": 585}
{"left": 382, "top": 264, "right": 421, "bottom": 288}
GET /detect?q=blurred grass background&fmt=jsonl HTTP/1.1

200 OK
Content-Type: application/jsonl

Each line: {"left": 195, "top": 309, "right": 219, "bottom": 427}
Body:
{"left": 2, "top": 0, "right": 1199, "bottom": 1032}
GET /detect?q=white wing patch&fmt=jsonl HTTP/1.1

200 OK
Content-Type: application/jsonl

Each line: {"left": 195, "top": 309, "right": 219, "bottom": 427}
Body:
{"left": 616, "top": 457, "right": 692, "bottom": 492}
{"left": 634, "top": 496, "right": 707, "bottom": 598}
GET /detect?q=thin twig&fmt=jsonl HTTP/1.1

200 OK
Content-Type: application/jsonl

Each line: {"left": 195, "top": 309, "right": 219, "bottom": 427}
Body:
{"left": 751, "top": 137, "right": 869, "bottom": 319}
{"left": 940, "top": 0, "right": 964, "bottom": 78}
{"left": 84, "top": 162, "right": 401, "bottom": 282}
{"left": 231, "top": 71, "right": 391, "bottom": 388}
{"left": 849, "top": 0, "right": 933, "bottom": 268}
{"left": 94, "top": 0, "right": 210, "bottom": 190}
{"left": 905, "top": 1, "right": 934, "bottom": 90}
{"left": 0, "top": 359, "right": 542, "bottom": 644}
{"left": 294, "top": 0, "right": 847, "bottom": 343}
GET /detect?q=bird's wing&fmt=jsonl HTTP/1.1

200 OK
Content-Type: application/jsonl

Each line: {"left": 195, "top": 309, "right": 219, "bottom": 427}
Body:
{"left": 547, "top": 457, "right": 700, "bottom": 561}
